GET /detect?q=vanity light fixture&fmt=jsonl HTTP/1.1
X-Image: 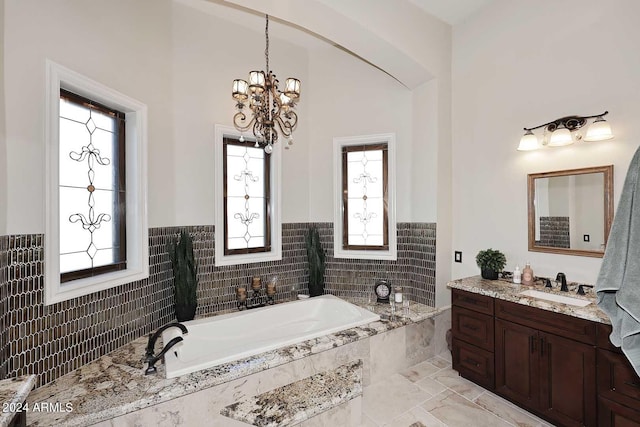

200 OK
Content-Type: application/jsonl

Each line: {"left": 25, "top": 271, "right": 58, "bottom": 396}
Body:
{"left": 231, "top": 15, "right": 301, "bottom": 153}
{"left": 517, "top": 111, "right": 614, "bottom": 151}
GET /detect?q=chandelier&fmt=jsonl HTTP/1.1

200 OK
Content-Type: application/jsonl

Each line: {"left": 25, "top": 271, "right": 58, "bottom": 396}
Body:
{"left": 231, "top": 15, "right": 301, "bottom": 153}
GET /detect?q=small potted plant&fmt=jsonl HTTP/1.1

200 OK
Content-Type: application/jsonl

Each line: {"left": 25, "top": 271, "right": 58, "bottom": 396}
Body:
{"left": 168, "top": 230, "right": 199, "bottom": 321}
{"left": 305, "top": 226, "right": 326, "bottom": 297}
{"left": 475, "top": 248, "right": 507, "bottom": 280}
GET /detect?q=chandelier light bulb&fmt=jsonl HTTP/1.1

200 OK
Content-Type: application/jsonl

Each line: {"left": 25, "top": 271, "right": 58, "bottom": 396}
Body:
{"left": 239, "top": 135, "right": 245, "bottom": 143}
{"left": 264, "top": 143, "right": 273, "bottom": 154}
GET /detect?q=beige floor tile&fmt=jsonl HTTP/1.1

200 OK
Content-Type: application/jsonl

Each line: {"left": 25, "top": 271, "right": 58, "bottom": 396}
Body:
{"left": 360, "top": 413, "right": 379, "bottom": 427}
{"left": 363, "top": 374, "right": 432, "bottom": 425}
{"left": 428, "top": 355, "right": 451, "bottom": 369}
{"left": 473, "top": 391, "right": 542, "bottom": 427}
{"left": 414, "top": 377, "right": 447, "bottom": 396}
{"left": 383, "top": 407, "right": 447, "bottom": 427}
{"left": 400, "top": 360, "right": 441, "bottom": 383}
{"left": 421, "top": 389, "right": 513, "bottom": 427}
{"left": 430, "top": 368, "right": 484, "bottom": 401}
{"left": 435, "top": 350, "right": 452, "bottom": 364}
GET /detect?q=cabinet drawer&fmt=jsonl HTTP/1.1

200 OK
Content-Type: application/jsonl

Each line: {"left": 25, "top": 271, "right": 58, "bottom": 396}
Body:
{"left": 452, "top": 337, "right": 495, "bottom": 390}
{"left": 598, "top": 396, "right": 640, "bottom": 427}
{"left": 452, "top": 306, "right": 494, "bottom": 351}
{"left": 452, "top": 289, "right": 494, "bottom": 315}
{"left": 495, "top": 299, "right": 596, "bottom": 345}
{"left": 598, "top": 348, "right": 640, "bottom": 408}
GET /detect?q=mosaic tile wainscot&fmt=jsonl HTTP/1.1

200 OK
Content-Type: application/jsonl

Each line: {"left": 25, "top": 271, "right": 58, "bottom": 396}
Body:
{"left": 0, "top": 222, "right": 436, "bottom": 387}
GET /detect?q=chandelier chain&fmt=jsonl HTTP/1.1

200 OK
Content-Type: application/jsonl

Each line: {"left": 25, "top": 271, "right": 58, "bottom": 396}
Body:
{"left": 265, "top": 15, "right": 269, "bottom": 74}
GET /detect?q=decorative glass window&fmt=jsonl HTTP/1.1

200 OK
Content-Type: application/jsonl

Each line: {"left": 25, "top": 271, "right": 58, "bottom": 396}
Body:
{"left": 342, "top": 144, "right": 388, "bottom": 249}
{"left": 45, "top": 60, "right": 148, "bottom": 305}
{"left": 223, "top": 137, "right": 271, "bottom": 255}
{"left": 333, "top": 134, "right": 396, "bottom": 260}
{"left": 214, "top": 125, "right": 281, "bottom": 266}
{"left": 59, "top": 90, "right": 127, "bottom": 282}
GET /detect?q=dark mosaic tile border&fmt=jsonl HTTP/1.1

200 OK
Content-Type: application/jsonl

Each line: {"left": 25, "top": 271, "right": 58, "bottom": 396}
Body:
{"left": 0, "top": 222, "right": 436, "bottom": 387}
{"left": 0, "top": 235, "right": 9, "bottom": 381}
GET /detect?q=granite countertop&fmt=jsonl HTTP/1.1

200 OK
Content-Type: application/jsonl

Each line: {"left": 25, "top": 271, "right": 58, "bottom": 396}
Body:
{"left": 220, "top": 360, "right": 362, "bottom": 426}
{"left": 27, "top": 299, "right": 441, "bottom": 427}
{"left": 447, "top": 275, "right": 609, "bottom": 324}
{"left": 0, "top": 375, "right": 36, "bottom": 427}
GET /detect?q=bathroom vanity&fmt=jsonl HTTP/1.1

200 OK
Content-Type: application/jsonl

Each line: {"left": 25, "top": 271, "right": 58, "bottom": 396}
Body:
{"left": 449, "top": 276, "right": 640, "bottom": 427}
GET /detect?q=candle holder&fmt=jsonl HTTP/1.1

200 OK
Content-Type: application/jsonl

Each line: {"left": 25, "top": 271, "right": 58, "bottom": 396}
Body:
{"left": 238, "top": 277, "right": 275, "bottom": 310}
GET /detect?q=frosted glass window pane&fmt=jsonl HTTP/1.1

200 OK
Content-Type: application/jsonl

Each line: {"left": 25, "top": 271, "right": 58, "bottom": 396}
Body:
{"left": 90, "top": 110, "right": 115, "bottom": 133}
{"left": 60, "top": 252, "right": 92, "bottom": 274}
{"left": 93, "top": 248, "right": 115, "bottom": 268}
{"left": 223, "top": 139, "right": 270, "bottom": 253}
{"left": 59, "top": 90, "right": 125, "bottom": 279}
{"left": 60, "top": 98, "right": 90, "bottom": 123}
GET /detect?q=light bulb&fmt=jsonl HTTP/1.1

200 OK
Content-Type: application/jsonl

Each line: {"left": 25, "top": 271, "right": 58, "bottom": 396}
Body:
{"left": 584, "top": 117, "right": 614, "bottom": 141}
{"left": 239, "top": 135, "right": 245, "bottom": 142}
{"left": 264, "top": 144, "right": 273, "bottom": 154}
{"left": 548, "top": 128, "right": 574, "bottom": 147}
{"left": 517, "top": 130, "right": 540, "bottom": 151}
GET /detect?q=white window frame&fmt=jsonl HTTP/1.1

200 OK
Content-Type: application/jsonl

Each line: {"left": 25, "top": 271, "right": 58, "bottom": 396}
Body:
{"left": 214, "top": 125, "right": 282, "bottom": 266}
{"left": 333, "top": 133, "right": 397, "bottom": 260}
{"left": 45, "top": 60, "right": 149, "bottom": 305}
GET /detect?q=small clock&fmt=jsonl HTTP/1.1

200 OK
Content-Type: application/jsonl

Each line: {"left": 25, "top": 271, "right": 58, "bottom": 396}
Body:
{"left": 374, "top": 280, "right": 391, "bottom": 303}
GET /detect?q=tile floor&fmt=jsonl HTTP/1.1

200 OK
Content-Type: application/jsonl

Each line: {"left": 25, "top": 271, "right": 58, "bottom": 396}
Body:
{"left": 361, "top": 352, "right": 554, "bottom": 427}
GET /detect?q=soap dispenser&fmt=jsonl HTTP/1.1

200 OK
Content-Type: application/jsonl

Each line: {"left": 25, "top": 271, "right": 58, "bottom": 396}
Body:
{"left": 513, "top": 265, "right": 522, "bottom": 284}
{"left": 522, "top": 262, "right": 534, "bottom": 285}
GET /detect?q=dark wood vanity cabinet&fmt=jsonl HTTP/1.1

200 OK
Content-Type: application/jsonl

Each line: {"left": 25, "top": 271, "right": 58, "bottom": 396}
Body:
{"left": 597, "top": 323, "right": 640, "bottom": 427}
{"left": 452, "top": 289, "right": 599, "bottom": 427}
{"left": 451, "top": 290, "right": 495, "bottom": 390}
{"left": 495, "top": 299, "right": 597, "bottom": 427}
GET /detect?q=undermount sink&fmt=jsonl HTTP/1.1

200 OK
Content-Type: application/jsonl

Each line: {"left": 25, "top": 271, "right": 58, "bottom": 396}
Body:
{"left": 519, "top": 289, "right": 591, "bottom": 307}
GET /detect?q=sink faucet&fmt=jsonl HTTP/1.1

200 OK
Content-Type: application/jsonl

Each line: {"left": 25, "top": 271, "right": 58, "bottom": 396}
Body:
{"left": 145, "top": 322, "right": 188, "bottom": 374}
{"left": 556, "top": 273, "right": 568, "bottom": 292}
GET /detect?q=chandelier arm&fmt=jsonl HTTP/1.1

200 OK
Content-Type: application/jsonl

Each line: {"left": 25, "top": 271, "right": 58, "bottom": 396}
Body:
{"left": 233, "top": 111, "right": 255, "bottom": 133}
{"left": 524, "top": 111, "right": 609, "bottom": 132}
{"left": 274, "top": 116, "right": 293, "bottom": 138}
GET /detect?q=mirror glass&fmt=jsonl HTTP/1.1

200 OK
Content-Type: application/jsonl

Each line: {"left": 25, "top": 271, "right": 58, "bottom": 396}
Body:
{"left": 528, "top": 165, "right": 613, "bottom": 258}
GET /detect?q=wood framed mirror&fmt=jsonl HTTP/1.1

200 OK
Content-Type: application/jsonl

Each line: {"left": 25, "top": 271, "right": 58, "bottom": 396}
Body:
{"left": 528, "top": 165, "right": 613, "bottom": 258}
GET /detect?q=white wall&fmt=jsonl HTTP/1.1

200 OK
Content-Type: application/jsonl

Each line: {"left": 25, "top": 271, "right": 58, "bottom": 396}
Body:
{"left": 452, "top": 0, "right": 640, "bottom": 284}
{"left": 0, "top": 0, "right": 6, "bottom": 236}
{"left": 4, "top": 0, "right": 174, "bottom": 233}
{"left": 306, "top": 47, "right": 413, "bottom": 222}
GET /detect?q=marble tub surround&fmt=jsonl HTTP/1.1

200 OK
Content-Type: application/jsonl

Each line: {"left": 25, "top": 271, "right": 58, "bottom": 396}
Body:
{"left": 1, "top": 222, "right": 437, "bottom": 388}
{"left": 220, "top": 360, "right": 363, "bottom": 426}
{"left": 0, "top": 375, "right": 36, "bottom": 427}
{"left": 27, "top": 300, "right": 448, "bottom": 426}
{"left": 447, "top": 275, "right": 608, "bottom": 324}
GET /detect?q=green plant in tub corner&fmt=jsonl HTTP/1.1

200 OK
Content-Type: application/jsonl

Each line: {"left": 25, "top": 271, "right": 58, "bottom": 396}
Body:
{"left": 476, "top": 248, "right": 507, "bottom": 280}
{"left": 305, "top": 226, "right": 326, "bottom": 297}
{"left": 168, "top": 230, "right": 198, "bottom": 321}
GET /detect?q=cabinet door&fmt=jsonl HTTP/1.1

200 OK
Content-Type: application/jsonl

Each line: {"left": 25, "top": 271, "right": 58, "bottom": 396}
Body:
{"left": 495, "top": 318, "right": 539, "bottom": 410}
{"left": 599, "top": 397, "right": 640, "bottom": 427}
{"left": 539, "top": 331, "right": 596, "bottom": 427}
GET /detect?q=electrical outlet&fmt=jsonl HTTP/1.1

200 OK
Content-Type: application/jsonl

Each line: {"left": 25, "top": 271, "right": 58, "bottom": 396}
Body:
{"left": 583, "top": 234, "right": 590, "bottom": 242}
{"left": 454, "top": 251, "right": 462, "bottom": 263}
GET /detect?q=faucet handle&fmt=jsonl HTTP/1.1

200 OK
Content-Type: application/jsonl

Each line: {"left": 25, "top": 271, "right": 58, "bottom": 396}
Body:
{"left": 544, "top": 278, "right": 552, "bottom": 288}
{"left": 577, "top": 284, "right": 594, "bottom": 295}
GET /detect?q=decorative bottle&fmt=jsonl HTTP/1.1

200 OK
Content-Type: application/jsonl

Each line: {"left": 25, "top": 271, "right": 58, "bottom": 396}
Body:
{"left": 522, "top": 262, "right": 534, "bottom": 285}
{"left": 513, "top": 265, "right": 522, "bottom": 284}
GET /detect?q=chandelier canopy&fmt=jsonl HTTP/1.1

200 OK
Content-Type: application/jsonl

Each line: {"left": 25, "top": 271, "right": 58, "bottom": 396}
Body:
{"left": 231, "top": 15, "right": 301, "bottom": 153}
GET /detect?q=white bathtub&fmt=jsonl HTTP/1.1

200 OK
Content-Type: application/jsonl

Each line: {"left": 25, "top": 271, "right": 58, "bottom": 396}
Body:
{"left": 162, "top": 294, "right": 380, "bottom": 378}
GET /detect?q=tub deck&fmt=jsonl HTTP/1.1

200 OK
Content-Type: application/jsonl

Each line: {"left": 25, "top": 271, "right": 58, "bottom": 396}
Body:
{"left": 26, "top": 299, "right": 443, "bottom": 427}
